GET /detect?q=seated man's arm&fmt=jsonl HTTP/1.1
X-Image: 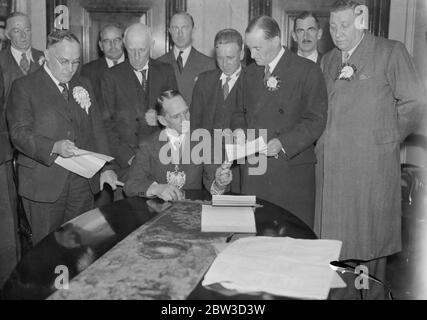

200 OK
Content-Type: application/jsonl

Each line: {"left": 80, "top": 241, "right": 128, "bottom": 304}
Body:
{"left": 203, "top": 163, "right": 233, "bottom": 195}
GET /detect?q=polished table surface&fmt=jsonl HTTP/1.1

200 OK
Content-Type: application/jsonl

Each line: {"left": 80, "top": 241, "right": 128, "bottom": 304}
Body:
{"left": 2, "top": 190, "right": 316, "bottom": 300}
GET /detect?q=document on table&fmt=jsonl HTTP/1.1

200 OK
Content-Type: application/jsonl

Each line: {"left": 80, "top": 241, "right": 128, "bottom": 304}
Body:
{"left": 54, "top": 149, "right": 114, "bottom": 179}
{"left": 202, "top": 237, "right": 343, "bottom": 300}
{"left": 201, "top": 205, "right": 256, "bottom": 233}
{"left": 211, "top": 195, "right": 256, "bottom": 207}
{"left": 225, "top": 136, "right": 267, "bottom": 162}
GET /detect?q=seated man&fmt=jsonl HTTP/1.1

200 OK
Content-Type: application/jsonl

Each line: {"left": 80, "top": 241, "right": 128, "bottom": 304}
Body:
{"left": 124, "top": 90, "right": 232, "bottom": 201}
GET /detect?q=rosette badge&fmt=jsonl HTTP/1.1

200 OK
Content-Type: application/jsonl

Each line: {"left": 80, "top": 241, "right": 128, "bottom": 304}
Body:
{"left": 337, "top": 63, "right": 357, "bottom": 81}
{"left": 265, "top": 75, "right": 281, "bottom": 91}
{"left": 73, "top": 86, "right": 91, "bottom": 114}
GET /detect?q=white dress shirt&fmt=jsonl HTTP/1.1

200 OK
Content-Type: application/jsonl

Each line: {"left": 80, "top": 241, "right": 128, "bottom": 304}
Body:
{"left": 105, "top": 54, "right": 125, "bottom": 68}
{"left": 132, "top": 61, "right": 149, "bottom": 85}
{"left": 220, "top": 65, "right": 242, "bottom": 92}
{"left": 11, "top": 46, "right": 34, "bottom": 65}
{"left": 298, "top": 50, "right": 318, "bottom": 63}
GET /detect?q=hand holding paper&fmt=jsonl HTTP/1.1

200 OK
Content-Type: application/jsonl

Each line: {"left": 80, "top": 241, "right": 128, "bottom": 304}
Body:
{"left": 225, "top": 136, "right": 268, "bottom": 162}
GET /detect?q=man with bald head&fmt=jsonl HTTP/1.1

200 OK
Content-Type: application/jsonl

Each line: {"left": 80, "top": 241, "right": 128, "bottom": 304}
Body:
{"left": 7, "top": 30, "right": 120, "bottom": 247}
{"left": 100, "top": 23, "right": 177, "bottom": 182}
{"left": 158, "top": 12, "right": 215, "bottom": 105}
{"left": 81, "top": 24, "right": 125, "bottom": 104}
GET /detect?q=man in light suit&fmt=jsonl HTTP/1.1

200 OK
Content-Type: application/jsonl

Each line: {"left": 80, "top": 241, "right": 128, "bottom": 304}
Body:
{"left": 314, "top": 0, "right": 426, "bottom": 299}
{"left": 191, "top": 28, "right": 244, "bottom": 192}
{"left": 0, "top": 12, "right": 44, "bottom": 101}
{"left": 292, "top": 11, "right": 323, "bottom": 64}
{"left": 157, "top": 12, "right": 216, "bottom": 105}
{"left": 232, "top": 16, "right": 328, "bottom": 229}
{"left": 7, "top": 30, "right": 121, "bottom": 245}
{"left": 80, "top": 24, "right": 125, "bottom": 105}
{"left": 124, "top": 90, "right": 232, "bottom": 201}
{"left": 100, "top": 23, "right": 177, "bottom": 183}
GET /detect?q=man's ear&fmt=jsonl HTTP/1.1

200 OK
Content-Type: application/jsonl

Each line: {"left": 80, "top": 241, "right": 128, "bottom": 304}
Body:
{"left": 239, "top": 48, "right": 245, "bottom": 61}
{"left": 317, "top": 28, "right": 323, "bottom": 40}
{"left": 5, "top": 29, "right": 11, "bottom": 41}
{"left": 98, "top": 41, "right": 104, "bottom": 53}
{"left": 273, "top": 36, "right": 281, "bottom": 48}
{"left": 291, "top": 31, "right": 297, "bottom": 42}
{"left": 158, "top": 115, "right": 167, "bottom": 127}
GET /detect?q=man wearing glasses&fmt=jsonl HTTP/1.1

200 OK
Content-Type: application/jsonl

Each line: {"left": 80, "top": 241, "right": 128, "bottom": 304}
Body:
{"left": 292, "top": 11, "right": 323, "bottom": 64}
{"left": 6, "top": 30, "right": 121, "bottom": 246}
{"left": 81, "top": 24, "right": 125, "bottom": 104}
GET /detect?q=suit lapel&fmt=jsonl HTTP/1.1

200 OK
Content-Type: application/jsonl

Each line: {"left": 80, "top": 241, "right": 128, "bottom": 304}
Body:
{"left": 6, "top": 48, "right": 25, "bottom": 79}
{"left": 328, "top": 49, "right": 343, "bottom": 81}
{"left": 347, "top": 32, "right": 373, "bottom": 77}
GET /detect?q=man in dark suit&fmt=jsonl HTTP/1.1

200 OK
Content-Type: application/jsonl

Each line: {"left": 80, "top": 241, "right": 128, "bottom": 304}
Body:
{"left": 80, "top": 24, "right": 125, "bottom": 104}
{"left": 157, "top": 12, "right": 216, "bottom": 105}
{"left": 315, "top": 0, "right": 426, "bottom": 299}
{"left": 0, "top": 12, "right": 44, "bottom": 101}
{"left": 191, "top": 28, "right": 244, "bottom": 192}
{"left": 100, "top": 23, "right": 177, "bottom": 181}
{"left": 292, "top": 11, "right": 323, "bottom": 64}
{"left": 232, "top": 16, "right": 328, "bottom": 229}
{"left": 124, "top": 90, "right": 232, "bottom": 201}
{"left": 7, "top": 30, "right": 121, "bottom": 245}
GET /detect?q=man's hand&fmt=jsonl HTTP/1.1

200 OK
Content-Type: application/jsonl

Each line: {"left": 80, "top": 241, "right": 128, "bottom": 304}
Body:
{"left": 267, "top": 138, "right": 283, "bottom": 158}
{"left": 52, "top": 139, "right": 78, "bottom": 158}
{"left": 100, "top": 170, "right": 124, "bottom": 190}
{"left": 215, "top": 162, "right": 233, "bottom": 187}
{"left": 148, "top": 184, "right": 184, "bottom": 202}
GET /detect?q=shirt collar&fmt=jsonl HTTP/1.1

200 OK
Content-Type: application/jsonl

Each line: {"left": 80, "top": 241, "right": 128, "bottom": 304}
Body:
{"left": 105, "top": 54, "right": 125, "bottom": 68}
{"left": 11, "top": 46, "right": 33, "bottom": 64}
{"left": 343, "top": 33, "right": 365, "bottom": 60}
{"left": 298, "top": 50, "right": 318, "bottom": 63}
{"left": 267, "top": 47, "right": 285, "bottom": 73}
{"left": 44, "top": 64, "right": 67, "bottom": 90}
{"left": 220, "top": 65, "right": 242, "bottom": 82}
{"left": 165, "top": 128, "right": 187, "bottom": 150}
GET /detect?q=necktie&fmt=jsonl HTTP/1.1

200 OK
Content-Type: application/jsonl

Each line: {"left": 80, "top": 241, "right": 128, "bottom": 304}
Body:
{"left": 140, "top": 69, "right": 147, "bottom": 92}
{"left": 177, "top": 51, "right": 184, "bottom": 73}
{"left": 223, "top": 76, "right": 232, "bottom": 100}
{"left": 59, "top": 83, "right": 69, "bottom": 101}
{"left": 264, "top": 65, "right": 271, "bottom": 82}
{"left": 343, "top": 51, "right": 350, "bottom": 64}
{"left": 20, "top": 52, "right": 30, "bottom": 74}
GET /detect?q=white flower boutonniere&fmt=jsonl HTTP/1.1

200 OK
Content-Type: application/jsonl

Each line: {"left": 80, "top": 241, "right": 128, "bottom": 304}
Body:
{"left": 38, "top": 56, "right": 46, "bottom": 66}
{"left": 265, "top": 75, "right": 281, "bottom": 91}
{"left": 337, "top": 63, "right": 357, "bottom": 81}
{"left": 145, "top": 108, "right": 158, "bottom": 126}
{"left": 73, "top": 86, "right": 91, "bottom": 114}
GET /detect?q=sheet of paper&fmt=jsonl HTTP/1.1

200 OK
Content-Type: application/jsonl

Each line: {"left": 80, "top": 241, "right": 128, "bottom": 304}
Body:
{"left": 54, "top": 149, "right": 114, "bottom": 179}
{"left": 202, "top": 237, "right": 342, "bottom": 300}
{"left": 201, "top": 205, "right": 256, "bottom": 233}
{"left": 225, "top": 137, "right": 267, "bottom": 162}
{"left": 212, "top": 195, "right": 256, "bottom": 206}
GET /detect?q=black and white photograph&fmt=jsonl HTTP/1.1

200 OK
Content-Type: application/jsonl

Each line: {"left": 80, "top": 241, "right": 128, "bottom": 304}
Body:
{"left": 0, "top": 0, "right": 426, "bottom": 308}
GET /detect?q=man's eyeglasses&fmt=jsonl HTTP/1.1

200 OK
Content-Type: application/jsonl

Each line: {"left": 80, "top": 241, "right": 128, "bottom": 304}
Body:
{"left": 101, "top": 38, "right": 123, "bottom": 46}
{"left": 51, "top": 52, "right": 80, "bottom": 68}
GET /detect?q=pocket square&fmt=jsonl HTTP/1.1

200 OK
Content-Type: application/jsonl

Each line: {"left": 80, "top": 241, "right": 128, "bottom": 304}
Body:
{"left": 359, "top": 74, "right": 370, "bottom": 80}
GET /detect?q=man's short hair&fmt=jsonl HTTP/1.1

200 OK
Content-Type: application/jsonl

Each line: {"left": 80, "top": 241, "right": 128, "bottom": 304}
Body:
{"left": 123, "top": 23, "right": 152, "bottom": 44}
{"left": 331, "top": 0, "right": 363, "bottom": 13}
{"left": 293, "top": 11, "right": 320, "bottom": 32}
{"left": 99, "top": 23, "right": 124, "bottom": 40}
{"left": 171, "top": 11, "right": 195, "bottom": 28}
{"left": 246, "top": 15, "right": 281, "bottom": 40}
{"left": 47, "top": 30, "right": 80, "bottom": 49}
{"left": 155, "top": 89, "right": 182, "bottom": 116}
{"left": 214, "top": 29, "right": 243, "bottom": 50}
{"left": 5, "top": 12, "right": 30, "bottom": 29}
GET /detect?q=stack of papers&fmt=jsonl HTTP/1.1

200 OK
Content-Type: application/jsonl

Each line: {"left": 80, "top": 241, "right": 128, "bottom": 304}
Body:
{"left": 225, "top": 137, "right": 267, "bottom": 162}
{"left": 201, "top": 205, "right": 256, "bottom": 233}
{"left": 54, "top": 149, "right": 114, "bottom": 179}
{"left": 202, "top": 237, "right": 344, "bottom": 299}
{"left": 212, "top": 195, "right": 256, "bottom": 207}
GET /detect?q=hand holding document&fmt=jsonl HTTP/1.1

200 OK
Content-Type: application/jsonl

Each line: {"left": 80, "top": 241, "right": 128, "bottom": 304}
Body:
{"left": 54, "top": 148, "right": 114, "bottom": 179}
{"left": 202, "top": 237, "right": 344, "bottom": 299}
{"left": 225, "top": 136, "right": 267, "bottom": 162}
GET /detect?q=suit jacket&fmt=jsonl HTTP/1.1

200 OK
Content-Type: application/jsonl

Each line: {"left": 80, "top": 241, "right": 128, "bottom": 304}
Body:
{"left": 314, "top": 33, "right": 427, "bottom": 260}
{"left": 6, "top": 68, "right": 112, "bottom": 203}
{"left": 157, "top": 47, "right": 216, "bottom": 105}
{"left": 100, "top": 59, "right": 177, "bottom": 170}
{"left": 316, "top": 52, "right": 323, "bottom": 65}
{"left": 80, "top": 57, "right": 109, "bottom": 106}
{"left": 231, "top": 48, "right": 328, "bottom": 227}
{"left": 124, "top": 130, "right": 216, "bottom": 197}
{"left": 190, "top": 68, "right": 241, "bottom": 131}
{"left": 0, "top": 47, "right": 44, "bottom": 101}
{"left": 0, "top": 48, "right": 44, "bottom": 164}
